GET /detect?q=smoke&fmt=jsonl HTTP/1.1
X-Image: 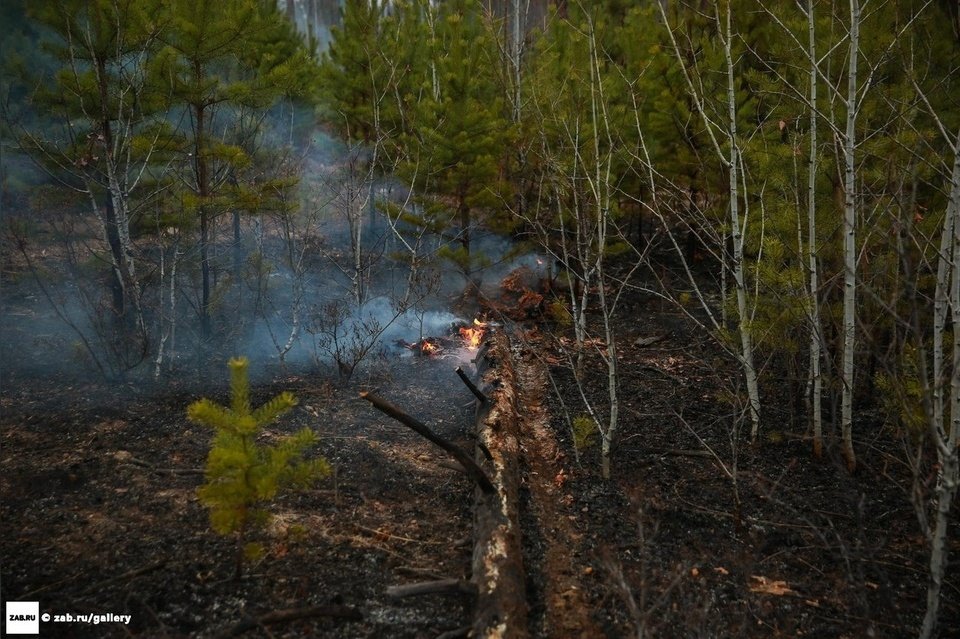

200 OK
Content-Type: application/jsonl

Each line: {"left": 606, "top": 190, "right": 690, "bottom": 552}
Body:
{"left": 0, "top": 95, "right": 547, "bottom": 388}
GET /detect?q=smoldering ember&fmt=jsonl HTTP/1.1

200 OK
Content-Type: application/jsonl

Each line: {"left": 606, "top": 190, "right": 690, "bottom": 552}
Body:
{"left": 0, "top": 1, "right": 958, "bottom": 638}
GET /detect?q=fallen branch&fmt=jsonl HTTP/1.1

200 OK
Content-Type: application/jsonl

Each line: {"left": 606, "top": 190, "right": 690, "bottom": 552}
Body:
{"left": 212, "top": 605, "right": 362, "bottom": 638}
{"left": 359, "top": 391, "right": 495, "bottom": 494}
{"left": 80, "top": 560, "right": 166, "bottom": 595}
{"left": 633, "top": 333, "right": 671, "bottom": 348}
{"left": 118, "top": 455, "right": 204, "bottom": 476}
{"left": 386, "top": 578, "right": 477, "bottom": 599}
{"left": 456, "top": 366, "right": 489, "bottom": 403}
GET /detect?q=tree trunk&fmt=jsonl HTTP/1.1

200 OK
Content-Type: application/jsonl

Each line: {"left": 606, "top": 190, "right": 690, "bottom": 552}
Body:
{"left": 841, "top": 0, "right": 860, "bottom": 473}
{"left": 806, "top": 0, "right": 824, "bottom": 458}
{"left": 723, "top": 3, "right": 762, "bottom": 438}
{"left": 920, "top": 129, "right": 960, "bottom": 639}
{"left": 94, "top": 52, "right": 145, "bottom": 343}
{"left": 196, "top": 98, "right": 212, "bottom": 341}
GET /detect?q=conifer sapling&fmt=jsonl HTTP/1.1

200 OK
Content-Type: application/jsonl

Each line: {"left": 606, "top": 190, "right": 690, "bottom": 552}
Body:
{"left": 188, "top": 357, "right": 329, "bottom": 579}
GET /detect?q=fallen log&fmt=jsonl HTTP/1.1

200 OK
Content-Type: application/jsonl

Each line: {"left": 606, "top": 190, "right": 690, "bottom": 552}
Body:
{"left": 470, "top": 330, "right": 529, "bottom": 639}
{"left": 359, "top": 391, "right": 495, "bottom": 494}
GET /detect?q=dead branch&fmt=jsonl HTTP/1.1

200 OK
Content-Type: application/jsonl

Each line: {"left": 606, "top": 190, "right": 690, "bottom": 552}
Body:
{"left": 79, "top": 560, "right": 167, "bottom": 596}
{"left": 456, "top": 366, "right": 489, "bottom": 403}
{"left": 118, "top": 455, "right": 204, "bottom": 476}
{"left": 359, "top": 391, "right": 495, "bottom": 494}
{"left": 386, "top": 578, "right": 477, "bottom": 599}
{"left": 212, "top": 605, "right": 362, "bottom": 638}
{"left": 633, "top": 333, "right": 671, "bottom": 348}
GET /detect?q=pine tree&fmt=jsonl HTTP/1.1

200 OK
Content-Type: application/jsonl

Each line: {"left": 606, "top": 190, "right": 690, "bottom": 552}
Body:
{"left": 153, "top": 0, "right": 315, "bottom": 342}
{"left": 13, "top": 0, "right": 165, "bottom": 365}
{"left": 188, "top": 357, "right": 329, "bottom": 579}
{"left": 394, "top": 0, "right": 513, "bottom": 280}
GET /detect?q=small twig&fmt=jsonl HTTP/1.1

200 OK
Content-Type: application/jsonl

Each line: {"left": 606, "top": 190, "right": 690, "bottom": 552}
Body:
{"left": 395, "top": 565, "right": 447, "bottom": 580}
{"left": 645, "top": 448, "right": 716, "bottom": 459}
{"left": 639, "top": 365, "right": 683, "bottom": 383}
{"left": 80, "top": 560, "right": 167, "bottom": 595}
{"left": 467, "top": 433, "right": 494, "bottom": 461}
{"left": 355, "top": 524, "right": 443, "bottom": 545}
{"left": 20, "top": 573, "right": 81, "bottom": 599}
{"left": 436, "top": 626, "right": 472, "bottom": 639}
{"left": 213, "top": 605, "right": 362, "bottom": 638}
{"left": 120, "top": 456, "right": 204, "bottom": 476}
{"left": 455, "top": 366, "right": 488, "bottom": 403}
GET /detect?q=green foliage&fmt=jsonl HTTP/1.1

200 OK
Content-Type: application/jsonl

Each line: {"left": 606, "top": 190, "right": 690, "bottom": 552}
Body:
{"left": 546, "top": 300, "right": 573, "bottom": 327}
{"left": 874, "top": 345, "right": 928, "bottom": 442}
{"left": 188, "top": 357, "right": 329, "bottom": 578}
{"left": 319, "top": 0, "right": 514, "bottom": 276}
{"left": 572, "top": 415, "right": 598, "bottom": 451}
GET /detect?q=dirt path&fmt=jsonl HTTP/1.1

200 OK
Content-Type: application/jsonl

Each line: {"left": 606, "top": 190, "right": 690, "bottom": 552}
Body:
{"left": 512, "top": 340, "right": 604, "bottom": 638}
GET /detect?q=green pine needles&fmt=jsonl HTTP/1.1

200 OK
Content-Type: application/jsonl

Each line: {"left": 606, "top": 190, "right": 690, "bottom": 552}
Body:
{"left": 188, "top": 357, "right": 329, "bottom": 579}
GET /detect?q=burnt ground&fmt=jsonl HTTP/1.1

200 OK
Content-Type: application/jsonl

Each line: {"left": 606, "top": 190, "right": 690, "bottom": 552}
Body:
{"left": 0, "top": 354, "right": 478, "bottom": 638}
{"left": 517, "top": 293, "right": 960, "bottom": 639}
{"left": 2, "top": 277, "right": 960, "bottom": 638}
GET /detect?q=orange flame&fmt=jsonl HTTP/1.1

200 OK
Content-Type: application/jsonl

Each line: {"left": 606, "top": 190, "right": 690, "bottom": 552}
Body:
{"left": 420, "top": 340, "right": 439, "bottom": 355}
{"left": 459, "top": 319, "right": 487, "bottom": 349}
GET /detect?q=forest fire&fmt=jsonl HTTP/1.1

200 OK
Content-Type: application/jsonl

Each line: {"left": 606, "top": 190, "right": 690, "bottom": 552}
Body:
{"left": 419, "top": 339, "right": 440, "bottom": 355}
{"left": 459, "top": 319, "right": 488, "bottom": 349}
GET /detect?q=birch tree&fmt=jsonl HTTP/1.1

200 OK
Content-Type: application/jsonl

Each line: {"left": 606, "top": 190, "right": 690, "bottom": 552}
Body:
{"left": 15, "top": 0, "right": 164, "bottom": 364}
{"left": 657, "top": 0, "right": 763, "bottom": 437}
{"left": 839, "top": 0, "right": 860, "bottom": 472}
{"left": 805, "top": 0, "right": 825, "bottom": 458}
{"left": 920, "top": 125, "right": 960, "bottom": 639}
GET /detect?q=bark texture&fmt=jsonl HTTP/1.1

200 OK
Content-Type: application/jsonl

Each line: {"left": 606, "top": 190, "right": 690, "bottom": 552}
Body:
{"left": 471, "top": 330, "right": 529, "bottom": 639}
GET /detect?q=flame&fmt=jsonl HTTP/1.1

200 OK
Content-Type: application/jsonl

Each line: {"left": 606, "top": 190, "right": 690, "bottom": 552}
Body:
{"left": 420, "top": 340, "right": 439, "bottom": 355}
{"left": 459, "top": 319, "right": 487, "bottom": 349}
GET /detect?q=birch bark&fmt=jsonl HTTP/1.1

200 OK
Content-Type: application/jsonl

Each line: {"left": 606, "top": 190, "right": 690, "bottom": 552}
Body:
{"left": 920, "top": 129, "right": 960, "bottom": 639}
{"left": 806, "top": 0, "right": 824, "bottom": 457}
{"left": 722, "top": 2, "right": 762, "bottom": 437}
{"left": 841, "top": 0, "right": 860, "bottom": 472}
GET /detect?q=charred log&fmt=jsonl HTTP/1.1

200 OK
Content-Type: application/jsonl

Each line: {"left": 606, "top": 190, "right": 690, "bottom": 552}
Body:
{"left": 456, "top": 366, "right": 489, "bottom": 404}
{"left": 470, "top": 330, "right": 529, "bottom": 639}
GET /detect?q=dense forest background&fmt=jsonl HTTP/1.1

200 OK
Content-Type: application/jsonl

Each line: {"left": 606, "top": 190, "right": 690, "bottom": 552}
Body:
{"left": 2, "top": 1, "right": 960, "bottom": 636}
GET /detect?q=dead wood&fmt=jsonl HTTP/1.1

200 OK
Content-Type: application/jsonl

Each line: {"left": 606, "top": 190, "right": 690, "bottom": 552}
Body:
{"left": 633, "top": 333, "right": 670, "bottom": 348}
{"left": 456, "top": 366, "right": 489, "bottom": 403}
{"left": 212, "top": 604, "right": 362, "bottom": 638}
{"left": 437, "top": 626, "right": 472, "bottom": 639}
{"left": 79, "top": 560, "right": 167, "bottom": 595}
{"left": 117, "top": 455, "right": 204, "bottom": 476}
{"left": 471, "top": 330, "right": 529, "bottom": 639}
{"left": 386, "top": 578, "right": 477, "bottom": 599}
{"left": 647, "top": 448, "right": 717, "bottom": 459}
{"left": 359, "top": 391, "right": 495, "bottom": 494}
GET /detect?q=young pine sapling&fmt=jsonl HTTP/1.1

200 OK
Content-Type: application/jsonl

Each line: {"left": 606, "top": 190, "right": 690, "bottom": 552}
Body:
{"left": 188, "top": 357, "right": 329, "bottom": 579}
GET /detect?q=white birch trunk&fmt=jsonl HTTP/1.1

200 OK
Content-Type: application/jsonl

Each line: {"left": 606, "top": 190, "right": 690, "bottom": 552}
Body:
{"left": 587, "top": 23, "right": 619, "bottom": 478}
{"left": 807, "top": 0, "right": 824, "bottom": 457}
{"left": 841, "top": 0, "right": 860, "bottom": 472}
{"left": 920, "top": 129, "right": 960, "bottom": 639}
{"left": 723, "top": 4, "right": 762, "bottom": 438}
